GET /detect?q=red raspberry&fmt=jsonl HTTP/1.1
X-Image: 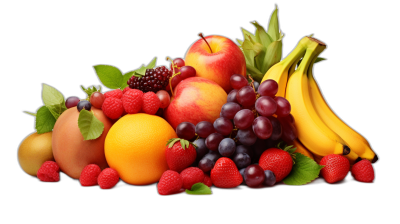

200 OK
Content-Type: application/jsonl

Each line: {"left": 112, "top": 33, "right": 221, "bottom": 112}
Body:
{"left": 142, "top": 92, "right": 161, "bottom": 115}
{"left": 102, "top": 98, "right": 124, "bottom": 119}
{"left": 98, "top": 168, "right": 119, "bottom": 189}
{"left": 122, "top": 87, "right": 131, "bottom": 94}
{"left": 37, "top": 161, "right": 60, "bottom": 182}
{"left": 180, "top": 167, "right": 205, "bottom": 190}
{"left": 351, "top": 159, "right": 374, "bottom": 183}
{"left": 122, "top": 89, "right": 143, "bottom": 114}
{"left": 157, "top": 170, "right": 183, "bottom": 195}
{"left": 79, "top": 164, "right": 101, "bottom": 186}
{"left": 104, "top": 89, "right": 123, "bottom": 99}
{"left": 320, "top": 154, "right": 350, "bottom": 184}
{"left": 203, "top": 174, "right": 212, "bottom": 187}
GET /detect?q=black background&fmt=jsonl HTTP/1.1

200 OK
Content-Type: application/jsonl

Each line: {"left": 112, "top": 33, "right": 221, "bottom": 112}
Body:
{"left": 8, "top": 2, "right": 395, "bottom": 214}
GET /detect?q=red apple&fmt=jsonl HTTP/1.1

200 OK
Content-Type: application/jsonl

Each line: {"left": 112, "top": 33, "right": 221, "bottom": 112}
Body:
{"left": 185, "top": 35, "right": 246, "bottom": 93}
{"left": 164, "top": 77, "right": 227, "bottom": 129}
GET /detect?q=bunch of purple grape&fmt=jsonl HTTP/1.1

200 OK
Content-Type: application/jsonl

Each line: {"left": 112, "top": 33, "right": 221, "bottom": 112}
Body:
{"left": 175, "top": 74, "right": 298, "bottom": 186}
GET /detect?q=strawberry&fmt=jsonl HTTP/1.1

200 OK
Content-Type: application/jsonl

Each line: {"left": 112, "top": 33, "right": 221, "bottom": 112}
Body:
{"left": 180, "top": 167, "right": 205, "bottom": 190}
{"left": 203, "top": 174, "right": 212, "bottom": 187}
{"left": 210, "top": 157, "right": 242, "bottom": 188}
{"left": 157, "top": 170, "right": 183, "bottom": 195}
{"left": 165, "top": 138, "right": 197, "bottom": 173}
{"left": 319, "top": 154, "right": 350, "bottom": 184}
{"left": 351, "top": 159, "right": 374, "bottom": 183}
{"left": 258, "top": 146, "right": 294, "bottom": 183}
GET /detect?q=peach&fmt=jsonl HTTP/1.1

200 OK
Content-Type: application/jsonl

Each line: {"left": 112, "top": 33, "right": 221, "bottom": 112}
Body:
{"left": 164, "top": 77, "right": 227, "bottom": 129}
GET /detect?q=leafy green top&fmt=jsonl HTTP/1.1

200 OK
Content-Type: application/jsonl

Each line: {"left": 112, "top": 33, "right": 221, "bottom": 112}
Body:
{"left": 81, "top": 85, "right": 101, "bottom": 100}
{"left": 166, "top": 138, "right": 197, "bottom": 149}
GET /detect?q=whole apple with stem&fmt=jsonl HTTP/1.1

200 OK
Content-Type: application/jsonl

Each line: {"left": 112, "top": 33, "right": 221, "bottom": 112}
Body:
{"left": 185, "top": 33, "right": 246, "bottom": 93}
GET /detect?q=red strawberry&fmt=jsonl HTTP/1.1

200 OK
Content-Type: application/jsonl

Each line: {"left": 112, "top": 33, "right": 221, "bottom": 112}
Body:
{"left": 157, "top": 170, "right": 183, "bottom": 195}
{"left": 203, "top": 174, "right": 212, "bottom": 187}
{"left": 165, "top": 138, "right": 197, "bottom": 173}
{"left": 79, "top": 164, "right": 101, "bottom": 186}
{"left": 210, "top": 157, "right": 242, "bottom": 188}
{"left": 319, "top": 154, "right": 350, "bottom": 184}
{"left": 98, "top": 168, "right": 119, "bottom": 189}
{"left": 37, "top": 161, "right": 60, "bottom": 182}
{"left": 180, "top": 167, "right": 205, "bottom": 190}
{"left": 258, "top": 147, "right": 294, "bottom": 183}
{"left": 351, "top": 159, "right": 374, "bottom": 183}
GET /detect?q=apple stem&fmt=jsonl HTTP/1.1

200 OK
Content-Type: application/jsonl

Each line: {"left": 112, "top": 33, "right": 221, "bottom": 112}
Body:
{"left": 198, "top": 33, "right": 213, "bottom": 53}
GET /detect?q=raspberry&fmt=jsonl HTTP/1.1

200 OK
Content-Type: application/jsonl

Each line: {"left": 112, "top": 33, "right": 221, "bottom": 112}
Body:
{"left": 142, "top": 92, "right": 161, "bottom": 115}
{"left": 180, "top": 167, "right": 205, "bottom": 190}
{"left": 104, "top": 89, "right": 123, "bottom": 99}
{"left": 98, "top": 168, "right": 119, "bottom": 189}
{"left": 127, "top": 66, "right": 172, "bottom": 93}
{"left": 203, "top": 174, "right": 212, "bottom": 187}
{"left": 122, "top": 89, "right": 143, "bottom": 114}
{"left": 351, "top": 159, "right": 374, "bottom": 183}
{"left": 157, "top": 170, "right": 183, "bottom": 195}
{"left": 102, "top": 98, "right": 124, "bottom": 119}
{"left": 79, "top": 164, "right": 101, "bottom": 186}
{"left": 320, "top": 154, "right": 350, "bottom": 184}
{"left": 37, "top": 161, "right": 60, "bottom": 182}
{"left": 122, "top": 87, "right": 131, "bottom": 94}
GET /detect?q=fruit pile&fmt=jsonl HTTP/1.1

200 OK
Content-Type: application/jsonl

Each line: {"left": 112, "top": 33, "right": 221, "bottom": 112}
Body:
{"left": 18, "top": 6, "right": 377, "bottom": 195}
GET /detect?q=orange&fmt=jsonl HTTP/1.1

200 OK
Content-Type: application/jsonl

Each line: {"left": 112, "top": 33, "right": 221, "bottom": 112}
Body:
{"left": 104, "top": 113, "right": 177, "bottom": 185}
{"left": 292, "top": 139, "right": 314, "bottom": 160}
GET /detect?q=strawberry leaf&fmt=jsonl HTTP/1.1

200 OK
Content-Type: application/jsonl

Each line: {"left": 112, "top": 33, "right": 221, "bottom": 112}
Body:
{"left": 283, "top": 153, "right": 324, "bottom": 185}
{"left": 166, "top": 138, "right": 180, "bottom": 148}
{"left": 185, "top": 183, "right": 212, "bottom": 195}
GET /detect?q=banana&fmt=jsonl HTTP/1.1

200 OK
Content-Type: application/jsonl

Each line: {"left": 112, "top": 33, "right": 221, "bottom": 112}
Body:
{"left": 307, "top": 53, "right": 378, "bottom": 162}
{"left": 261, "top": 37, "right": 310, "bottom": 97}
{"left": 285, "top": 37, "right": 360, "bottom": 163}
{"left": 292, "top": 138, "right": 314, "bottom": 160}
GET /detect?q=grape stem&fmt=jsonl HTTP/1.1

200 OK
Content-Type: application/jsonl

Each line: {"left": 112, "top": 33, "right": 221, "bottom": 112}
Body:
{"left": 166, "top": 57, "right": 181, "bottom": 97}
{"left": 198, "top": 33, "right": 213, "bottom": 53}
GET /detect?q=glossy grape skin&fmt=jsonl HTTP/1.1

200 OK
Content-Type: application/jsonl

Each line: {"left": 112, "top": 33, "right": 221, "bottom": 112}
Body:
{"left": 236, "top": 128, "right": 257, "bottom": 146}
{"left": 193, "top": 138, "right": 209, "bottom": 163}
{"left": 198, "top": 158, "right": 214, "bottom": 173}
{"left": 252, "top": 116, "right": 273, "bottom": 139}
{"left": 237, "top": 86, "right": 256, "bottom": 107}
{"left": 77, "top": 100, "right": 91, "bottom": 112}
{"left": 230, "top": 74, "right": 248, "bottom": 90}
{"left": 65, "top": 96, "right": 80, "bottom": 109}
{"left": 253, "top": 81, "right": 260, "bottom": 91}
{"left": 176, "top": 122, "right": 196, "bottom": 140}
{"left": 90, "top": 92, "right": 105, "bottom": 109}
{"left": 205, "top": 133, "right": 224, "bottom": 151}
{"left": 239, "top": 168, "right": 246, "bottom": 185}
{"left": 170, "top": 58, "right": 185, "bottom": 71}
{"left": 255, "top": 96, "right": 277, "bottom": 117}
{"left": 170, "top": 74, "right": 183, "bottom": 89}
{"left": 227, "top": 89, "right": 239, "bottom": 103}
{"left": 233, "top": 153, "right": 251, "bottom": 169}
{"left": 235, "top": 145, "right": 253, "bottom": 159}
{"left": 220, "top": 102, "right": 241, "bottom": 120}
{"left": 275, "top": 96, "right": 291, "bottom": 117}
{"left": 195, "top": 121, "right": 215, "bottom": 138}
{"left": 156, "top": 90, "right": 171, "bottom": 109}
{"left": 218, "top": 138, "right": 236, "bottom": 157}
{"left": 213, "top": 117, "right": 233, "bottom": 136}
{"left": 203, "top": 150, "right": 221, "bottom": 162}
{"left": 278, "top": 117, "right": 298, "bottom": 144}
{"left": 282, "top": 113, "right": 295, "bottom": 124}
{"left": 179, "top": 66, "right": 196, "bottom": 79}
{"left": 268, "top": 116, "right": 282, "bottom": 141}
{"left": 244, "top": 164, "right": 265, "bottom": 187}
{"left": 263, "top": 170, "right": 276, "bottom": 186}
{"left": 234, "top": 109, "right": 255, "bottom": 130}
{"left": 258, "top": 79, "right": 278, "bottom": 97}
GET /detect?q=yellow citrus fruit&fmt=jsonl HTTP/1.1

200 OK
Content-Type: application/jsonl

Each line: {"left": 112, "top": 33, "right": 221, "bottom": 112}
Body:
{"left": 104, "top": 113, "right": 177, "bottom": 185}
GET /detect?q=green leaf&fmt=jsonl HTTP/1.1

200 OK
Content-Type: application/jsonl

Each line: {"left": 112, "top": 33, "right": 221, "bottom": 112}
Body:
{"left": 93, "top": 65, "right": 123, "bottom": 89}
{"left": 145, "top": 57, "right": 157, "bottom": 69}
{"left": 267, "top": 6, "right": 280, "bottom": 41}
{"left": 24, "top": 111, "right": 36, "bottom": 116}
{"left": 283, "top": 153, "right": 324, "bottom": 185}
{"left": 254, "top": 43, "right": 266, "bottom": 72}
{"left": 42, "top": 84, "right": 67, "bottom": 120}
{"left": 262, "top": 40, "right": 282, "bottom": 74}
{"left": 167, "top": 138, "right": 180, "bottom": 148}
{"left": 246, "top": 65, "right": 263, "bottom": 82}
{"left": 81, "top": 85, "right": 101, "bottom": 100}
{"left": 236, "top": 39, "right": 243, "bottom": 46}
{"left": 78, "top": 109, "right": 104, "bottom": 140}
{"left": 251, "top": 21, "right": 272, "bottom": 48}
{"left": 185, "top": 183, "right": 212, "bottom": 195}
{"left": 135, "top": 65, "right": 147, "bottom": 76}
{"left": 121, "top": 71, "right": 135, "bottom": 89}
{"left": 35, "top": 106, "right": 56, "bottom": 134}
{"left": 241, "top": 28, "right": 256, "bottom": 42}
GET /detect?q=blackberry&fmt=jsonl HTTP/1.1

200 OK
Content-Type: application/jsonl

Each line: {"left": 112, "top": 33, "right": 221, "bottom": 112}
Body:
{"left": 127, "top": 66, "right": 172, "bottom": 93}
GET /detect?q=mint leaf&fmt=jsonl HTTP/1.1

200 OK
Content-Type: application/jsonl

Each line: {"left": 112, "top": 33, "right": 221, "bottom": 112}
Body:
{"left": 283, "top": 153, "right": 324, "bottom": 185}
{"left": 185, "top": 183, "right": 212, "bottom": 195}
{"left": 145, "top": 57, "right": 157, "bottom": 69}
{"left": 93, "top": 65, "right": 123, "bottom": 89}
{"left": 42, "top": 84, "right": 67, "bottom": 120}
{"left": 78, "top": 109, "right": 104, "bottom": 140}
{"left": 35, "top": 106, "right": 56, "bottom": 134}
{"left": 121, "top": 71, "right": 135, "bottom": 89}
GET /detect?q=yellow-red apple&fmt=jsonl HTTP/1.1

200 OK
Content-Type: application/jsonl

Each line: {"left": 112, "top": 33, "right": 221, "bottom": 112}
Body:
{"left": 185, "top": 35, "right": 246, "bottom": 93}
{"left": 164, "top": 77, "right": 227, "bottom": 129}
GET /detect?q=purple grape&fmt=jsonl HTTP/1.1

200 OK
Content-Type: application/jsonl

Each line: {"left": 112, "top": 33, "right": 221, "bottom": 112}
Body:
{"left": 239, "top": 168, "right": 246, "bottom": 185}
{"left": 253, "top": 138, "right": 268, "bottom": 161}
{"left": 233, "top": 109, "right": 254, "bottom": 130}
{"left": 258, "top": 79, "right": 278, "bottom": 97}
{"left": 233, "top": 153, "right": 251, "bottom": 169}
{"left": 244, "top": 164, "right": 265, "bottom": 187}
{"left": 230, "top": 74, "right": 248, "bottom": 90}
{"left": 255, "top": 96, "right": 277, "bottom": 117}
{"left": 235, "top": 145, "right": 253, "bottom": 158}
{"left": 176, "top": 122, "right": 196, "bottom": 140}
{"left": 218, "top": 138, "right": 236, "bottom": 157}
{"left": 198, "top": 158, "right": 214, "bottom": 173}
{"left": 278, "top": 117, "right": 298, "bottom": 144}
{"left": 252, "top": 116, "right": 273, "bottom": 139}
{"left": 195, "top": 121, "right": 215, "bottom": 138}
{"left": 213, "top": 117, "right": 233, "bottom": 136}
{"left": 268, "top": 116, "right": 282, "bottom": 140}
{"left": 77, "top": 100, "right": 91, "bottom": 112}
{"left": 237, "top": 86, "right": 256, "bottom": 107}
{"left": 66, "top": 96, "right": 80, "bottom": 109}
{"left": 275, "top": 96, "right": 291, "bottom": 117}
{"left": 253, "top": 81, "right": 260, "bottom": 91}
{"left": 203, "top": 150, "right": 221, "bottom": 162}
{"left": 236, "top": 128, "right": 257, "bottom": 146}
{"left": 193, "top": 138, "right": 208, "bottom": 162}
{"left": 220, "top": 102, "right": 241, "bottom": 120}
{"left": 263, "top": 170, "right": 276, "bottom": 186}
{"left": 205, "top": 133, "right": 224, "bottom": 151}
{"left": 227, "top": 89, "right": 239, "bottom": 103}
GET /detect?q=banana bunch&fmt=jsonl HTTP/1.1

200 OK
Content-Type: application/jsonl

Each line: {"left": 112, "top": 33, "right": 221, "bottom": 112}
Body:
{"left": 262, "top": 37, "right": 378, "bottom": 163}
